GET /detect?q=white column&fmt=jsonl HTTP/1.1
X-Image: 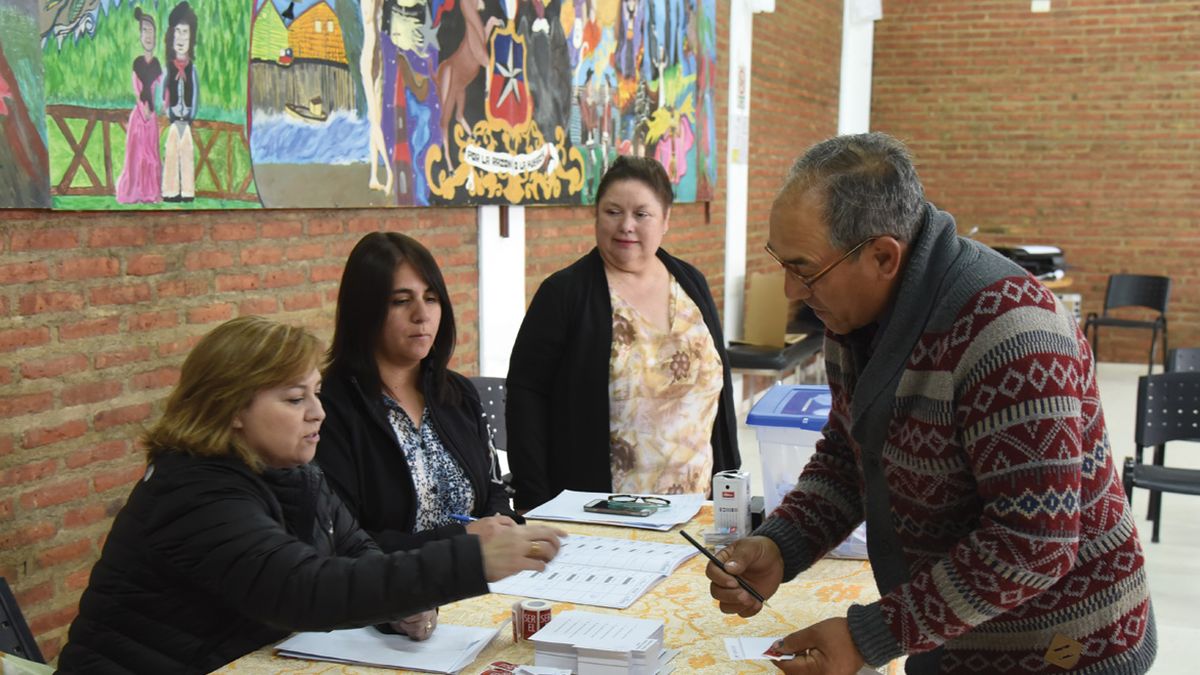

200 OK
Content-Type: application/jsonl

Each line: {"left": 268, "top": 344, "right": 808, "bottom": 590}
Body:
{"left": 477, "top": 205, "right": 527, "bottom": 377}
{"left": 838, "top": 0, "right": 881, "bottom": 134}
{"left": 723, "top": 0, "right": 755, "bottom": 345}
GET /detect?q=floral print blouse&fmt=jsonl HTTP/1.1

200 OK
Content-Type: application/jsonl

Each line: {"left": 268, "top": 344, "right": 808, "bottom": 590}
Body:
{"left": 382, "top": 397, "right": 475, "bottom": 532}
{"left": 608, "top": 278, "right": 724, "bottom": 495}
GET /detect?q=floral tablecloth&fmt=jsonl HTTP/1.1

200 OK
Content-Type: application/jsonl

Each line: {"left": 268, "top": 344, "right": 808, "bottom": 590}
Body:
{"left": 216, "top": 508, "right": 900, "bottom": 674}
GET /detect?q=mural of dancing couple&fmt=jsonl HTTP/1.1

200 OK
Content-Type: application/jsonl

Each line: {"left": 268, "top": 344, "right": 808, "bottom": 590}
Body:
{"left": 0, "top": 0, "right": 718, "bottom": 210}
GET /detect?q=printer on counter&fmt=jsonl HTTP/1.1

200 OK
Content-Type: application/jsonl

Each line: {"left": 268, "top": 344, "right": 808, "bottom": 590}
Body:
{"left": 991, "top": 245, "right": 1067, "bottom": 281}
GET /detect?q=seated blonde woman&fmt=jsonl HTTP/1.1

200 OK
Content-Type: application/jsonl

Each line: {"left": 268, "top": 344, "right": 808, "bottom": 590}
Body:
{"left": 57, "top": 316, "right": 563, "bottom": 674}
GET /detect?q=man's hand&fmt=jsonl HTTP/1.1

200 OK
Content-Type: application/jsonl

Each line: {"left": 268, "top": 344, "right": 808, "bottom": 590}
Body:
{"left": 465, "top": 514, "right": 517, "bottom": 542}
{"left": 390, "top": 609, "right": 438, "bottom": 641}
{"left": 768, "top": 617, "right": 865, "bottom": 675}
{"left": 705, "top": 536, "right": 785, "bottom": 617}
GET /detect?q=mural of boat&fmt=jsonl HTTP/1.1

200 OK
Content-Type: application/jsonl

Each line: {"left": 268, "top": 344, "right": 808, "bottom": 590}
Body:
{"left": 285, "top": 96, "right": 328, "bottom": 123}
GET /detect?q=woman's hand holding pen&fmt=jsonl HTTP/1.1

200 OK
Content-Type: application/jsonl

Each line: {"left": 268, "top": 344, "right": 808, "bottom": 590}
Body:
{"left": 464, "top": 514, "right": 516, "bottom": 542}
{"left": 705, "top": 536, "right": 785, "bottom": 617}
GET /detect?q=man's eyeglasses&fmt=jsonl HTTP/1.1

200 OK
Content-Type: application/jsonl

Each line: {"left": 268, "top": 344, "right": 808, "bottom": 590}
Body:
{"left": 764, "top": 236, "right": 879, "bottom": 293}
{"left": 608, "top": 494, "right": 671, "bottom": 506}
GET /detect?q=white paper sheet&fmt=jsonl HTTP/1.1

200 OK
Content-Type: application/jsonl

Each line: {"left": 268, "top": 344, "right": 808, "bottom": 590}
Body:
{"left": 488, "top": 535, "right": 699, "bottom": 608}
{"left": 724, "top": 638, "right": 887, "bottom": 673}
{"left": 275, "top": 624, "right": 499, "bottom": 674}
{"left": 523, "top": 490, "right": 705, "bottom": 531}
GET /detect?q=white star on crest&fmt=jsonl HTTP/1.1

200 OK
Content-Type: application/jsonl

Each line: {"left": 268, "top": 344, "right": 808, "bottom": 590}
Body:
{"left": 495, "top": 40, "right": 523, "bottom": 108}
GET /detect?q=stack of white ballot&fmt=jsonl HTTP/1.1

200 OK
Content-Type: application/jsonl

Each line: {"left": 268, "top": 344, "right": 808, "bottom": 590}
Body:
{"left": 528, "top": 611, "right": 677, "bottom": 675}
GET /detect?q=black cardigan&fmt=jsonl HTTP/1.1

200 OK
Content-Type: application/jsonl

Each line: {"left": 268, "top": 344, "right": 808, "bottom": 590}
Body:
{"left": 316, "top": 366, "right": 518, "bottom": 553}
{"left": 57, "top": 452, "right": 487, "bottom": 674}
{"left": 506, "top": 247, "right": 740, "bottom": 509}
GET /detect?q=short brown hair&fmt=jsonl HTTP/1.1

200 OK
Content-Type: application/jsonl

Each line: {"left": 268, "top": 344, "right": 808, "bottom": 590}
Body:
{"left": 143, "top": 316, "right": 322, "bottom": 472}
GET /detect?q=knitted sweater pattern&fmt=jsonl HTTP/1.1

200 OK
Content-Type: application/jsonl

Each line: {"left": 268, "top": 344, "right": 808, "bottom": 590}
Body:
{"left": 756, "top": 208, "right": 1154, "bottom": 674}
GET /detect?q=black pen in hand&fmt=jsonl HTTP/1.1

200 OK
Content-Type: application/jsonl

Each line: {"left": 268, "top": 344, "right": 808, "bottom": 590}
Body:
{"left": 679, "top": 530, "right": 768, "bottom": 606}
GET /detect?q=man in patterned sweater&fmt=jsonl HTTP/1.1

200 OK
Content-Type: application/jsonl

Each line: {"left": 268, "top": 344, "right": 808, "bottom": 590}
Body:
{"left": 707, "top": 133, "right": 1155, "bottom": 674}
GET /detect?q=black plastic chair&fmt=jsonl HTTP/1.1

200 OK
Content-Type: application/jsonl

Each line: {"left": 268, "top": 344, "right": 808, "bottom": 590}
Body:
{"left": 469, "top": 376, "right": 513, "bottom": 494}
{"left": 1121, "top": 371, "right": 1200, "bottom": 543}
{"left": 0, "top": 577, "right": 44, "bottom": 664}
{"left": 1083, "top": 274, "right": 1170, "bottom": 374}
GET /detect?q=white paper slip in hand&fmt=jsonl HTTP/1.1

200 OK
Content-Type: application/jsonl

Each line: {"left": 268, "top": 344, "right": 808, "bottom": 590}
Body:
{"left": 724, "top": 637, "right": 888, "bottom": 674}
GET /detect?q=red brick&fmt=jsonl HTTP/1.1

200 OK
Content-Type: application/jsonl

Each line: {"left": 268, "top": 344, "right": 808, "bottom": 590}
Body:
{"left": 57, "top": 256, "right": 120, "bottom": 280}
{"left": 0, "top": 458, "right": 57, "bottom": 487}
{"left": 283, "top": 292, "right": 322, "bottom": 311}
{"left": 0, "top": 260, "right": 49, "bottom": 284}
{"left": 89, "top": 225, "right": 148, "bottom": 247}
{"left": 0, "top": 391, "right": 54, "bottom": 418}
{"left": 153, "top": 223, "right": 204, "bottom": 244}
{"left": 286, "top": 243, "right": 324, "bottom": 260}
{"left": 66, "top": 566, "right": 93, "bottom": 590}
{"left": 0, "top": 521, "right": 57, "bottom": 549}
{"left": 310, "top": 264, "right": 343, "bottom": 283}
{"left": 263, "top": 269, "right": 305, "bottom": 289}
{"left": 0, "top": 497, "right": 11, "bottom": 520}
{"left": 60, "top": 316, "right": 121, "bottom": 341}
{"left": 127, "top": 253, "right": 168, "bottom": 276}
{"left": 90, "top": 283, "right": 151, "bottom": 306}
{"left": 93, "top": 403, "right": 152, "bottom": 431}
{"left": 19, "top": 290, "right": 84, "bottom": 315}
{"left": 23, "top": 419, "right": 88, "bottom": 448}
{"left": 20, "top": 477, "right": 91, "bottom": 509}
{"left": 184, "top": 249, "right": 234, "bottom": 270}
{"left": 29, "top": 605, "right": 78, "bottom": 635}
{"left": 64, "top": 502, "right": 109, "bottom": 529}
{"left": 0, "top": 435, "right": 15, "bottom": 457}
{"left": 157, "top": 276, "right": 209, "bottom": 298}
{"left": 240, "top": 246, "right": 283, "bottom": 266}
{"left": 40, "top": 637, "right": 63, "bottom": 663}
{"left": 216, "top": 273, "right": 260, "bottom": 292}
{"left": 20, "top": 353, "right": 89, "bottom": 379}
{"left": 212, "top": 222, "right": 258, "bottom": 240}
{"left": 0, "top": 367, "right": 10, "bottom": 385}
{"left": 93, "top": 463, "right": 145, "bottom": 493}
{"left": 15, "top": 581, "right": 53, "bottom": 608}
{"left": 62, "top": 380, "right": 122, "bottom": 406}
{"left": 131, "top": 309, "right": 177, "bottom": 332}
{"left": 131, "top": 366, "right": 179, "bottom": 391}
{"left": 65, "top": 439, "right": 129, "bottom": 469}
{"left": 262, "top": 221, "right": 302, "bottom": 238}
{"left": 308, "top": 219, "right": 343, "bottom": 235}
{"left": 0, "top": 326, "right": 50, "bottom": 352}
{"left": 347, "top": 216, "right": 382, "bottom": 232}
{"left": 36, "top": 538, "right": 92, "bottom": 568}
{"left": 95, "top": 345, "right": 152, "bottom": 369}
{"left": 238, "top": 297, "right": 279, "bottom": 315}
{"left": 158, "top": 334, "right": 202, "bottom": 356}
{"left": 11, "top": 228, "right": 78, "bottom": 250}
{"left": 187, "top": 303, "right": 234, "bottom": 324}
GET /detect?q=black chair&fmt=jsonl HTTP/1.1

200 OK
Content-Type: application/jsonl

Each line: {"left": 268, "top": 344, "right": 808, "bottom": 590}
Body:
{"left": 469, "top": 376, "right": 513, "bottom": 494}
{"left": 1167, "top": 347, "right": 1200, "bottom": 373}
{"left": 0, "top": 577, "right": 44, "bottom": 663}
{"left": 1121, "top": 371, "right": 1200, "bottom": 543}
{"left": 1083, "top": 274, "right": 1170, "bottom": 374}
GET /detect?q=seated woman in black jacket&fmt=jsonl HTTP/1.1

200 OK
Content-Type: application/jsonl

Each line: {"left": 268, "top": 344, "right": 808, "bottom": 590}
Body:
{"left": 317, "top": 232, "right": 518, "bottom": 549}
{"left": 57, "top": 316, "right": 563, "bottom": 674}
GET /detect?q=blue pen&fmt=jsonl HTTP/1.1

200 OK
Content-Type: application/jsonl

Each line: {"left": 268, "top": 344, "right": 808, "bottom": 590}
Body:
{"left": 449, "top": 514, "right": 476, "bottom": 523}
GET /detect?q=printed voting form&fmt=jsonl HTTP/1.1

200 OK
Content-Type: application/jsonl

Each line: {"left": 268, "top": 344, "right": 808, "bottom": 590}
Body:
{"left": 489, "top": 535, "right": 699, "bottom": 608}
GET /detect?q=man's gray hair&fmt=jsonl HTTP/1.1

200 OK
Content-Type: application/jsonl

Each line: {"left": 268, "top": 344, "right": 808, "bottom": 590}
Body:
{"left": 783, "top": 132, "right": 926, "bottom": 249}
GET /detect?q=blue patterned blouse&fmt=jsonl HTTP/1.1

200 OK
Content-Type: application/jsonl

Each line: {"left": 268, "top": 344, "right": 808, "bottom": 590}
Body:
{"left": 382, "top": 396, "right": 475, "bottom": 532}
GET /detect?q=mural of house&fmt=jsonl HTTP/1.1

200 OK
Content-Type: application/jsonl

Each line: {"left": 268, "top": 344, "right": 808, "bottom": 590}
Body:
{"left": 287, "top": 1, "right": 347, "bottom": 65}
{"left": 250, "top": 3, "right": 289, "bottom": 63}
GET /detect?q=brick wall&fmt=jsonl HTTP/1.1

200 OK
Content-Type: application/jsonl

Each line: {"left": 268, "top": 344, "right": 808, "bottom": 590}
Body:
{"left": 0, "top": 2, "right": 844, "bottom": 659}
{"left": 871, "top": 0, "right": 1200, "bottom": 364}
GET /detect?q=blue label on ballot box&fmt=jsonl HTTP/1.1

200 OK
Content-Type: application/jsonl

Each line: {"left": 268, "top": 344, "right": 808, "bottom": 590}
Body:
{"left": 746, "top": 384, "right": 831, "bottom": 430}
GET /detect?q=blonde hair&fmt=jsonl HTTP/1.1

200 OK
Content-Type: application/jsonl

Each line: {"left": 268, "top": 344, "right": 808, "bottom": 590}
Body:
{"left": 143, "top": 316, "right": 322, "bottom": 472}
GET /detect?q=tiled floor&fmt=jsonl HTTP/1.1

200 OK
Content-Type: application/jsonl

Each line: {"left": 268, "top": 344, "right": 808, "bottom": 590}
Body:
{"left": 737, "top": 362, "right": 1198, "bottom": 673}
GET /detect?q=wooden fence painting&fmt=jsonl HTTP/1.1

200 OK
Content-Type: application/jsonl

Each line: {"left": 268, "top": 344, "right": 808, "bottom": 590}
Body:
{"left": 8, "top": 0, "right": 718, "bottom": 210}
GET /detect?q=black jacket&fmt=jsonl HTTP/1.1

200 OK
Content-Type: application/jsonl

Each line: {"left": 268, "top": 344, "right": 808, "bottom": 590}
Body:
{"left": 316, "top": 367, "right": 518, "bottom": 553}
{"left": 57, "top": 452, "right": 487, "bottom": 674}
{"left": 506, "top": 248, "right": 740, "bottom": 509}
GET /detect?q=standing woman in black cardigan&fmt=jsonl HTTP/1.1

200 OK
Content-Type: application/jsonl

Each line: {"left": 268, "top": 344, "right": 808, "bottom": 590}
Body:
{"left": 506, "top": 156, "right": 740, "bottom": 510}
{"left": 316, "top": 233, "right": 520, "bottom": 635}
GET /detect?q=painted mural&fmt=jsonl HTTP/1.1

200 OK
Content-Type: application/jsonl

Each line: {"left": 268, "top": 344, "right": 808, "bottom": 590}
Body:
{"left": 0, "top": 0, "right": 50, "bottom": 208}
{"left": 7, "top": 0, "right": 717, "bottom": 209}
